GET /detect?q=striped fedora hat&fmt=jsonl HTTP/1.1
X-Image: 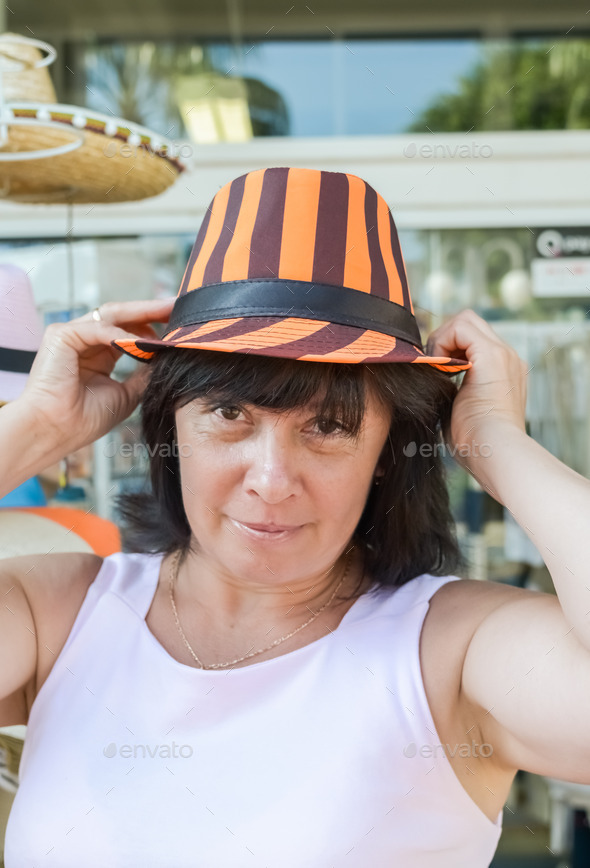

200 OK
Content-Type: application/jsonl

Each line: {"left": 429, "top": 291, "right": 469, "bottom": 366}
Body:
{"left": 114, "top": 167, "right": 471, "bottom": 372}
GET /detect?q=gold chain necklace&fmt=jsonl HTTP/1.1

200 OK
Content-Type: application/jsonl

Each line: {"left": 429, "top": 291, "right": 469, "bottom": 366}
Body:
{"left": 168, "top": 548, "right": 353, "bottom": 670}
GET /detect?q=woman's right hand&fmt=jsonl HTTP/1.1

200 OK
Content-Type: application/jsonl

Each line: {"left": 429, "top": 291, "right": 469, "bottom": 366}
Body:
{"left": 17, "top": 298, "right": 175, "bottom": 457}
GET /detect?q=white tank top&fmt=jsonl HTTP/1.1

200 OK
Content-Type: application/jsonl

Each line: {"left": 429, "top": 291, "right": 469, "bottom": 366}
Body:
{"left": 5, "top": 552, "right": 503, "bottom": 867}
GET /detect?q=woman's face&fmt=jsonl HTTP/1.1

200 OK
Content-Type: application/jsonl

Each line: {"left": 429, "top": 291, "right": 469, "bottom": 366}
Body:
{"left": 174, "top": 389, "right": 391, "bottom": 587}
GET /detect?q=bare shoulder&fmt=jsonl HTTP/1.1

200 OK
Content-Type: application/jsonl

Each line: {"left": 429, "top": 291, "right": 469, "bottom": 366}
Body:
{"left": 2, "top": 552, "right": 104, "bottom": 721}
{"left": 427, "top": 575, "right": 534, "bottom": 632}
{"left": 421, "top": 579, "right": 540, "bottom": 755}
{"left": 14, "top": 551, "right": 104, "bottom": 616}
{"left": 420, "top": 578, "right": 537, "bottom": 819}
{"left": 421, "top": 577, "right": 533, "bottom": 694}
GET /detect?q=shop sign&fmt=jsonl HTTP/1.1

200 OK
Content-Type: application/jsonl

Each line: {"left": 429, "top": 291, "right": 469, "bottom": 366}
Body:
{"left": 532, "top": 228, "right": 590, "bottom": 297}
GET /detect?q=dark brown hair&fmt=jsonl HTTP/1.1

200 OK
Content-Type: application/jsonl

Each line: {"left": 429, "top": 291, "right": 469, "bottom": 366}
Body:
{"left": 117, "top": 349, "right": 467, "bottom": 591}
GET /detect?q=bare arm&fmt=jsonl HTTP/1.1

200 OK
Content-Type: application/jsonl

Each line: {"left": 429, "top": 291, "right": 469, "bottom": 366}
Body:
{"left": 472, "top": 423, "right": 590, "bottom": 649}
{"left": 463, "top": 587, "right": 590, "bottom": 781}
{"left": 0, "top": 559, "right": 37, "bottom": 700}
{"left": 0, "top": 400, "right": 68, "bottom": 497}
{"left": 0, "top": 299, "right": 173, "bottom": 709}
{"left": 463, "top": 424, "right": 590, "bottom": 780}
{"left": 0, "top": 553, "right": 103, "bottom": 718}
{"left": 427, "top": 309, "right": 590, "bottom": 781}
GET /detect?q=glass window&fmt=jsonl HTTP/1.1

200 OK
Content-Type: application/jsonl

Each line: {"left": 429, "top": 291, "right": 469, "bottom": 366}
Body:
{"left": 64, "top": 35, "right": 590, "bottom": 140}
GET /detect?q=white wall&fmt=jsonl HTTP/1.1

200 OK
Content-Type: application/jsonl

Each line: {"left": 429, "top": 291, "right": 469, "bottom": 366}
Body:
{"left": 1, "top": 130, "right": 589, "bottom": 239}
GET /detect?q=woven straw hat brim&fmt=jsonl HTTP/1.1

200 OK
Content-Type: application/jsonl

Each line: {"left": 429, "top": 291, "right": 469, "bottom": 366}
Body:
{"left": 0, "top": 508, "right": 121, "bottom": 558}
{"left": 113, "top": 316, "right": 472, "bottom": 372}
{"left": 0, "top": 103, "right": 185, "bottom": 204}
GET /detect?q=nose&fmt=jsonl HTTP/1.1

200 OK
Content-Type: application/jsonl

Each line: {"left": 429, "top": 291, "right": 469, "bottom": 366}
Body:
{"left": 243, "top": 422, "right": 302, "bottom": 504}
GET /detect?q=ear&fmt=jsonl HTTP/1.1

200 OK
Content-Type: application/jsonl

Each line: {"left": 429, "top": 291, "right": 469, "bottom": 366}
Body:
{"left": 373, "top": 466, "right": 385, "bottom": 485}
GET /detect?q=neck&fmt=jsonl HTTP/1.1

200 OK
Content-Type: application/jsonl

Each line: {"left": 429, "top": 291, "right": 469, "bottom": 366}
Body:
{"left": 171, "top": 544, "right": 367, "bottom": 631}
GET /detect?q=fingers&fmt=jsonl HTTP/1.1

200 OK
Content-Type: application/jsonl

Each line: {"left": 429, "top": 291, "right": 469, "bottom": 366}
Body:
{"left": 79, "top": 298, "right": 175, "bottom": 328}
{"left": 120, "top": 365, "right": 151, "bottom": 408}
{"left": 72, "top": 300, "right": 173, "bottom": 353}
{"left": 123, "top": 323, "right": 161, "bottom": 341}
{"left": 103, "top": 367, "right": 150, "bottom": 428}
{"left": 426, "top": 309, "right": 508, "bottom": 360}
{"left": 9, "top": 303, "right": 165, "bottom": 463}
{"left": 39, "top": 319, "right": 140, "bottom": 360}
{"left": 39, "top": 300, "right": 171, "bottom": 368}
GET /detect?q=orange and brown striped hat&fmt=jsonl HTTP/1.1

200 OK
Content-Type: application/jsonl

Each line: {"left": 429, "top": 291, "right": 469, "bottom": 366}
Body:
{"left": 113, "top": 167, "right": 471, "bottom": 372}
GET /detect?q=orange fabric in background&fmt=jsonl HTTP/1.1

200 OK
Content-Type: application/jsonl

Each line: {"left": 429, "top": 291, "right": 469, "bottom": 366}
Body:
{"left": 18, "top": 507, "right": 121, "bottom": 556}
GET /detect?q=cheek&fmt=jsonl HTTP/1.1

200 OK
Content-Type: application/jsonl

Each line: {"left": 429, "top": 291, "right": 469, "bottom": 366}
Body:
{"left": 177, "top": 459, "right": 222, "bottom": 539}
{"left": 313, "top": 462, "right": 374, "bottom": 516}
{"left": 176, "top": 444, "right": 244, "bottom": 517}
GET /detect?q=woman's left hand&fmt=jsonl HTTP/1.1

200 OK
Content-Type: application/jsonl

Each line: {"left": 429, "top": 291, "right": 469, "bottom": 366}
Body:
{"left": 425, "top": 309, "right": 529, "bottom": 473}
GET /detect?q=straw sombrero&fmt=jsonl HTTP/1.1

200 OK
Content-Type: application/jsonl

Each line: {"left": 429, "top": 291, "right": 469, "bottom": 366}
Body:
{"left": 113, "top": 167, "right": 472, "bottom": 371}
{"left": 0, "top": 33, "right": 185, "bottom": 204}
{"left": 0, "top": 264, "right": 43, "bottom": 402}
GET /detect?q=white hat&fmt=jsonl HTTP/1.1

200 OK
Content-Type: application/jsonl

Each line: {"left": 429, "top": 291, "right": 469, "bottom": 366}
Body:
{"left": 0, "top": 263, "right": 43, "bottom": 402}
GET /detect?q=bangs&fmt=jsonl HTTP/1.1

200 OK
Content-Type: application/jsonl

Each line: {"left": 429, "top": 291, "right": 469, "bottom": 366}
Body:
{"left": 125, "top": 346, "right": 463, "bottom": 586}
{"left": 148, "top": 349, "right": 371, "bottom": 436}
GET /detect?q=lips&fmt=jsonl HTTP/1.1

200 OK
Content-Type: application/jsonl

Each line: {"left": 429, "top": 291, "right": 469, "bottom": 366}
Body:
{"left": 229, "top": 519, "right": 303, "bottom": 542}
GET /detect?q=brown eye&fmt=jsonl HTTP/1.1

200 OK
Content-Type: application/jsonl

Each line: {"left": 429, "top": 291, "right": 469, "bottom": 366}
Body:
{"left": 313, "top": 416, "right": 347, "bottom": 436}
{"left": 216, "top": 406, "right": 242, "bottom": 421}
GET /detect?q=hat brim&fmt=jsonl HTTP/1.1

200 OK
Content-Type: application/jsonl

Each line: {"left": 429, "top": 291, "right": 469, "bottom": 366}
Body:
{"left": 0, "top": 508, "right": 120, "bottom": 559}
{"left": 0, "top": 103, "right": 185, "bottom": 204}
{"left": 113, "top": 316, "right": 471, "bottom": 373}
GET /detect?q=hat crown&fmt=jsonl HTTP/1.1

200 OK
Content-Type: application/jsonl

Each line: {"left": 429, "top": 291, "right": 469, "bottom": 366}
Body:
{"left": 112, "top": 167, "right": 472, "bottom": 372}
{"left": 0, "top": 33, "right": 57, "bottom": 103}
{"left": 178, "top": 167, "right": 414, "bottom": 317}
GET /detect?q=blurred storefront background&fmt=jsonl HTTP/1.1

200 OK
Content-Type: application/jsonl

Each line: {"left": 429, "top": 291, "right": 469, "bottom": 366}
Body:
{"left": 2, "top": 1, "right": 590, "bottom": 566}
{"left": 2, "top": 1, "right": 590, "bottom": 864}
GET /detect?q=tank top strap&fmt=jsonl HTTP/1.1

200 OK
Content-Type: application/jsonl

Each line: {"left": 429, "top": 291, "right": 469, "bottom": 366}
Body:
{"left": 89, "top": 556, "right": 461, "bottom": 633}
{"left": 91, "top": 551, "right": 165, "bottom": 619}
{"left": 394, "top": 572, "right": 464, "bottom": 607}
{"left": 85, "top": 552, "right": 461, "bottom": 632}
{"left": 347, "top": 572, "right": 463, "bottom": 624}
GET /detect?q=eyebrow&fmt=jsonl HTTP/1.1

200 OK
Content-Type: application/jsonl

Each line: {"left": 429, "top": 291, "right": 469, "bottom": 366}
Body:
{"left": 196, "top": 393, "right": 332, "bottom": 412}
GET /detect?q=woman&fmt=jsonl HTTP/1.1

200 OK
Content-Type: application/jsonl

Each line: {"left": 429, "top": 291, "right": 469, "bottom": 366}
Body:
{"left": 1, "top": 167, "right": 589, "bottom": 867}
